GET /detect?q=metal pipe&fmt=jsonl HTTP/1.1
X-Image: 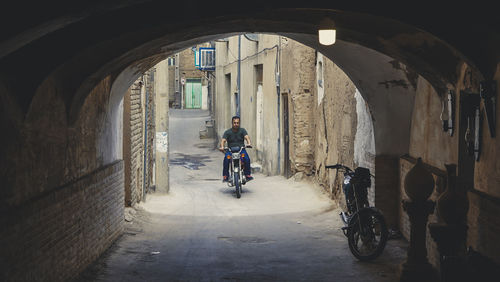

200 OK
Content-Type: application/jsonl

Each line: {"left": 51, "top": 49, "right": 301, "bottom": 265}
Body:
{"left": 237, "top": 34, "right": 241, "bottom": 116}
{"left": 276, "top": 36, "right": 281, "bottom": 174}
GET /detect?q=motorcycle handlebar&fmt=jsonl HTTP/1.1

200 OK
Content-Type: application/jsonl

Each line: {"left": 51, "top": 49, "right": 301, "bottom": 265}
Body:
{"left": 326, "top": 164, "right": 375, "bottom": 178}
{"left": 325, "top": 164, "right": 353, "bottom": 173}
{"left": 326, "top": 164, "right": 349, "bottom": 170}
{"left": 325, "top": 164, "right": 341, "bottom": 169}
{"left": 223, "top": 145, "right": 252, "bottom": 152}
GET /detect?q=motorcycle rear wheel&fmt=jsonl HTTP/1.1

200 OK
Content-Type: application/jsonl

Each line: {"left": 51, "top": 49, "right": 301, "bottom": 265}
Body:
{"left": 347, "top": 208, "right": 388, "bottom": 261}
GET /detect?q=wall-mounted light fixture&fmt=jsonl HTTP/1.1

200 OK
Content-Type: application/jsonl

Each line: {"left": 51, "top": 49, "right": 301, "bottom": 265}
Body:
{"left": 461, "top": 92, "right": 481, "bottom": 161}
{"left": 440, "top": 90, "right": 455, "bottom": 136}
{"left": 318, "top": 17, "right": 336, "bottom": 45}
{"left": 480, "top": 80, "right": 496, "bottom": 138}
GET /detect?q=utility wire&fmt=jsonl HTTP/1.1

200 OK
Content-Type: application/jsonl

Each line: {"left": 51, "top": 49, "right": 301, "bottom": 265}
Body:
{"left": 218, "top": 45, "right": 279, "bottom": 67}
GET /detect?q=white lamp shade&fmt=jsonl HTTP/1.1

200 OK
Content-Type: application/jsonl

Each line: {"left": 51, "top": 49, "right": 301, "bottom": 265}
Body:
{"left": 318, "top": 29, "right": 336, "bottom": 45}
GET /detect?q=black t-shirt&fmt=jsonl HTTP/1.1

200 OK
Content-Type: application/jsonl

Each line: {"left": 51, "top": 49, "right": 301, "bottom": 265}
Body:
{"left": 223, "top": 128, "right": 248, "bottom": 148}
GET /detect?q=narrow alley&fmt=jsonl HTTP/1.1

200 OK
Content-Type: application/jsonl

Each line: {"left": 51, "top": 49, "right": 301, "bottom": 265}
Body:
{"left": 3, "top": 4, "right": 500, "bottom": 282}
{"left": 74, "top": 109, "right": 407, "bottom": 282}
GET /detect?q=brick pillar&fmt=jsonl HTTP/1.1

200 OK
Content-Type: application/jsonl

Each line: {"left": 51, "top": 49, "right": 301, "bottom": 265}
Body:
{"left": 375, "top": 155, "right": 400, "bottom": 229}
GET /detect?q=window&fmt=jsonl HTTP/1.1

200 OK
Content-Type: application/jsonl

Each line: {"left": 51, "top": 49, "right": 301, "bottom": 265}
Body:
{"left": 197, "top": 48, "right": 215, "bottom": 71}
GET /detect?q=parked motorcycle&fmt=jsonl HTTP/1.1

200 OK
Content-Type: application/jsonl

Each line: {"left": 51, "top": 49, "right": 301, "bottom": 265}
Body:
{"left": 225, "top": 145, "right": 252, "bottom": 198}
{"left": 326, "top": 163, "right": 388, "bottom": 261}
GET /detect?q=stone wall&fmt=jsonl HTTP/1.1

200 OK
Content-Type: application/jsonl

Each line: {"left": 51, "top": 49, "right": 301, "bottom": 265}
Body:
{"left": 281, "top": 39, "right": 316, "bottom": 175}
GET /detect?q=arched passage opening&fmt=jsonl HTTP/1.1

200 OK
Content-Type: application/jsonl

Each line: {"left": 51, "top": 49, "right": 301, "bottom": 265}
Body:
{"left": 1, "top": 5, "right": 499, "bottom": 281}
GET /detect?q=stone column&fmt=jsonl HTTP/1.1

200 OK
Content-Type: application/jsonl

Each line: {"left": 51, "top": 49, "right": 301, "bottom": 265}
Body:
{"left": 429, "top": 163, "right": 469, "bottom": 282}
{"left": 400, "top": 157, "right": 439, "bottom": 281}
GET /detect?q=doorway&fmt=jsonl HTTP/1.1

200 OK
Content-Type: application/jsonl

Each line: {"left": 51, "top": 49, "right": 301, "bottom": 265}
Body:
{"left": 185, "top": 78, "right": 202, "bottom": 109}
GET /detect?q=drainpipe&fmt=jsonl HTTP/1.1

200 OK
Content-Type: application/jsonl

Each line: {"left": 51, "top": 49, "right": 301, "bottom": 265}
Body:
{"left": 237, "top": 34, "right": 241, "bottom": 116}
{"left": 276, "top": 36, "right": 281, "bottom": 175}
{"left": 142, "top": 75, "right": 149, "bottom": 202}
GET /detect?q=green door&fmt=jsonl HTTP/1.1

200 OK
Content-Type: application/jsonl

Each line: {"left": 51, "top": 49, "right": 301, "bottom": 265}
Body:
{"left": 185, "top": 79, "right": 202, "bottom": 109}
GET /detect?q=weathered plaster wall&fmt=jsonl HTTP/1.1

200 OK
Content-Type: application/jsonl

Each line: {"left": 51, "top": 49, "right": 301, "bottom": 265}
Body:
{"left": 281, "top": 38, "right": 316, "bottom": 176}
{"left": 215, "top": 35, "right": 375, "bottom": 200}
{"left": 474, "top": 63, "right": 500, "bottom": 198}
{"left": 310, "top": 52, "right": 358, "bottom": 201}
{"left": 214, "top": 34, "right": 279, "bottom": 175}
{"left": 354, "top": 89, "right": 376, "bottom": 205}
{"left": 154, "top": 59, "right": 170, "bottom": 193}
{"left": 467, "top": 62, "right": 500, "bottom": 264}
{"left": 214, "top": 40, "right": 232, "bottom": 137}
{"left": 404, "top": 62, "right": 500, "bottom": 266}
{"left": 409, "top": 77, "right": 458, "bottom": 168}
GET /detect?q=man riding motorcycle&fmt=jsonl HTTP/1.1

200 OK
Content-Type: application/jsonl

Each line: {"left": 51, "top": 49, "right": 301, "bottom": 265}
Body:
{"left": 218, "top": 116, "right": 254, "bottom": 182}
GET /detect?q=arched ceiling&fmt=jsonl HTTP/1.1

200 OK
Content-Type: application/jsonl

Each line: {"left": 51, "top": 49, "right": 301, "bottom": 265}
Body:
{"left": 1, "top": 3, "right": 499, "bottom": 152}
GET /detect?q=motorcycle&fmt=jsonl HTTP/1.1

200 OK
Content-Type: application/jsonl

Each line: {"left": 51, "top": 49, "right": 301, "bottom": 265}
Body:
{"left": 224, "top": 145, "right": 252, "bottom": 198}
{"left": 326, "top": 163, "right": 388, "bottom": 261}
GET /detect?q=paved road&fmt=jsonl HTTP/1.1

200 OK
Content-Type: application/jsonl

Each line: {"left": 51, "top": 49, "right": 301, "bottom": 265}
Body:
{"left": 74, "top": 109, "right": 408, "bottom": 282}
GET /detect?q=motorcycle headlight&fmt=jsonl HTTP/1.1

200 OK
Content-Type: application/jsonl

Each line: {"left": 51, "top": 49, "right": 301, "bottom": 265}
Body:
{"left": 344, "top": 176, "right": 351, "bottom": 185}
{"left": 232, "top": 153, "right": 240, "bottom": 159}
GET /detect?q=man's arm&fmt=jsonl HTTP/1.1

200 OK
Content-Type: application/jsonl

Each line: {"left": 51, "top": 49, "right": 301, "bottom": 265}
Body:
{"left": 244, "top": 135, "right": 252, "bottom": 147}
{"left": 219, "top": 138, "right": 227, "bottom": 151}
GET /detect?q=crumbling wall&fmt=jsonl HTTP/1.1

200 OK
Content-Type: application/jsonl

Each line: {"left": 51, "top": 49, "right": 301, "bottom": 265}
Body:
{"left": 281, "top": 39, "right": 316, "bottom": 175}
{"left": 312, "top": 53, "right": 357, "bottom": 200}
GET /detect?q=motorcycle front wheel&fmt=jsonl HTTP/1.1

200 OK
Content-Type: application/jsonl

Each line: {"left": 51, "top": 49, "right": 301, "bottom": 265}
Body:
{"left": 347, "top": 208, "right": 388, "bottom": 261}
{"left": 234, "top": 173, "right": 241, "bottom": 198}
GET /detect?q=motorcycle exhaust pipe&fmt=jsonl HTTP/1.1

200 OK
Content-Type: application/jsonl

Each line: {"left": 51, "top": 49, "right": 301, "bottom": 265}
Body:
{"left": 339, "top": 212, "right": 348, "bottom": 225}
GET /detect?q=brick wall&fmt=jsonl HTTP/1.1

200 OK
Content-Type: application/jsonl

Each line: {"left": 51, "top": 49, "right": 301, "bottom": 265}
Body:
{"left": 0, "top": 161, "right": 124, "bottom": 282}
{"left": 123, "top": 82, "right": 144, "bottom": 206}
{"left": 290, "top": 89, "right": 315, "bottom": 174}
{"left": 123, "top": 71, "right": 156, "bottom": 205}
